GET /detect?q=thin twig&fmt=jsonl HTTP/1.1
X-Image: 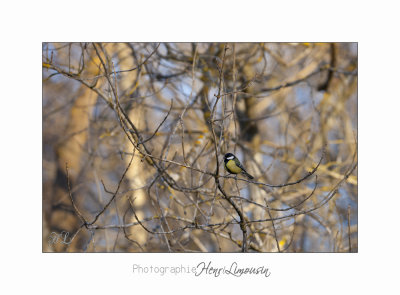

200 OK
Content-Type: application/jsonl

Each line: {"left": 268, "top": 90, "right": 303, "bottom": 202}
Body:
{"left": 65, "top": 162, "right": 88, "bottom": 226}
{"left": 347, "top": 204, "right": 352, "bottom": 252}
{"left": 88, "top": 149, "right": 135, "bottom": 226}
{"left": 222, "top": 145, "right": 326, "bottom": 188}
{"left": 137, "top": 99, "right": 173, "bottom": 144}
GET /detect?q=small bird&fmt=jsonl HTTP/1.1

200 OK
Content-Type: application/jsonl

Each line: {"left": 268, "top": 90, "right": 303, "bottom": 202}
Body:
{"left": 224, "top": 153, "right": 254, "bottom": 179}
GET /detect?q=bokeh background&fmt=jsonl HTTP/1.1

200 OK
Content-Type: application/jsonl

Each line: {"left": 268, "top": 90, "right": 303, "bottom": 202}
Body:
{"left": 43, "top": 42, "right": 357, "bottom": 252}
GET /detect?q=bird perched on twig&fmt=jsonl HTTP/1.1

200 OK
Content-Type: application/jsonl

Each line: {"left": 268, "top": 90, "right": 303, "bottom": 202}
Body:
{"left": 224, "top": 153, "right": 254, "bottom": 179}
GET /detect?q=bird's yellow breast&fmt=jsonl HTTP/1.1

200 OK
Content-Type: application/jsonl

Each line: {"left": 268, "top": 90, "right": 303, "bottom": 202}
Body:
{"left": 226, "top": 159, "right": 243, "bottom": 174}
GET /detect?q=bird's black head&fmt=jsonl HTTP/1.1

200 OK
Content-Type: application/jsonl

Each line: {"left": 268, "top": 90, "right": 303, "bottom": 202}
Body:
{"left": 224, "top": 153, "right": 235, "bottom": 163}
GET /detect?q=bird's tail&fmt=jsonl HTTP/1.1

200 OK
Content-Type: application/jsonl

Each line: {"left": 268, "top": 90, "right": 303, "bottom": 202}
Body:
{"left": 242, "top": 170, "right": 254, "bottom": 179}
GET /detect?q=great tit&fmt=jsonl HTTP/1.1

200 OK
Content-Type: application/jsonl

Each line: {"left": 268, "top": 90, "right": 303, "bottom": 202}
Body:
{"left": 224, "top": 153, "right": 254, "bottom": 179}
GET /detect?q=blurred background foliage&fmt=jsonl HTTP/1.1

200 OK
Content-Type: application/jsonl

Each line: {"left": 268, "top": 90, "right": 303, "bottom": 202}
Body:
{"left": 43, "top": 42, "right": 357, "bottom": 252}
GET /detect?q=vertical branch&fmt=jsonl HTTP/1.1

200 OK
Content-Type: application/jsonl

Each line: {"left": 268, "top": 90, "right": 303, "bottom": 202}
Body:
{"left": 231, "top": 43, "right": 239, "bottom": 154}
{"left": 210, "top": 44, "right": 248, "bottom": 252}
{"left": 265, "top": 201, "right": 281, "bottom": 252}
{"left": 347, "top": 204, "right": 352, "bottom": 253}
{"left": 66, "top": 162, "right": 88, "bottom": 226}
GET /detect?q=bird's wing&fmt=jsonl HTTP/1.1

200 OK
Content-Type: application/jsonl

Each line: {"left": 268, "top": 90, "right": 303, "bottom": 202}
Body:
{"left": 234, "top": 158, "right": 246, "bottom": 171}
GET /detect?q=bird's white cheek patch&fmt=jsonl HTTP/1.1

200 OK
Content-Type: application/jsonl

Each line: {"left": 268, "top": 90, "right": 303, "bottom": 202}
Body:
{"left": 227, "top": 156, "right": 234, "bottom": 160}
